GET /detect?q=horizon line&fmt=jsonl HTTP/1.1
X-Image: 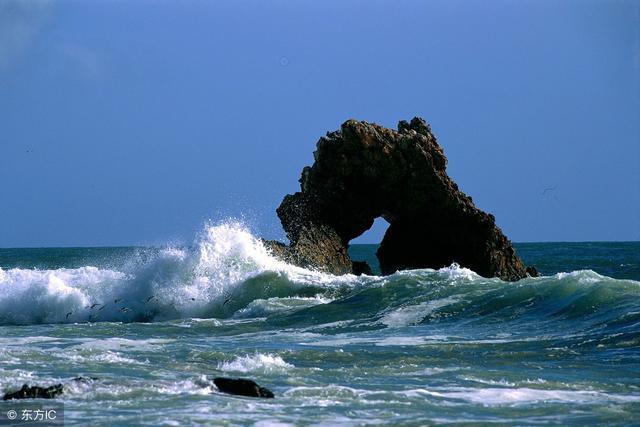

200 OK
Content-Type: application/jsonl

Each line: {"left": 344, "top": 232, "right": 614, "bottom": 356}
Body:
{"left": 1, "top": 240, "right": 639, "bottom": 250}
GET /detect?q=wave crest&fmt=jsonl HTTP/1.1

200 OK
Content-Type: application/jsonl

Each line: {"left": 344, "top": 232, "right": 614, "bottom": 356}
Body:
{"left": 1, "top": 221, "right": 638, "bottom": 327}
{"left": 0, "top": 222, "right": 339, "bottom": 325}
{"left": 217, "top": 353, "right": 294, "bottom": 373}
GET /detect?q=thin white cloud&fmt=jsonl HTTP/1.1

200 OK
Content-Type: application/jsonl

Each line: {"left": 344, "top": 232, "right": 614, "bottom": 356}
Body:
{"left": 59, "top": 42, "right": 105, "bottom": 80}
{"left": 0, "top": 0, "right": 51, "bottom": 70}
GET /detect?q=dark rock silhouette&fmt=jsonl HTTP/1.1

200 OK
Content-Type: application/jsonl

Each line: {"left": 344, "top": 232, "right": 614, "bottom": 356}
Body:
{"left": 3, "top": 384, "right": 63, "bottom": 400}
{"left": 351, "top": 260, "right": 373, "bottom": 276}
{"left": 268, "top": 117, "right": 536, "bottom": 281}
{"left": 213, "top": 377, "right": 274, "bottom": 398}
{"left": 72, "top": 376, "right": 99, "bottom": 383}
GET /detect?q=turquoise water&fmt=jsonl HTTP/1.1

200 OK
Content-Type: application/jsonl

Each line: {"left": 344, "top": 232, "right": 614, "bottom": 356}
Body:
{"left": 1, "top": 223, "right": 639, "bottom": 425}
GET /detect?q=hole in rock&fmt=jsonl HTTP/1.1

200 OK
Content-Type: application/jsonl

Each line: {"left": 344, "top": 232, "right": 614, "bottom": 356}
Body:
{"left": 348, "top": 217, "right": 390, "bottom": 275}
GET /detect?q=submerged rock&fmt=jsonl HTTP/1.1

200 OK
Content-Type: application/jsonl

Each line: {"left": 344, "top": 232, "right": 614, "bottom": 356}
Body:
{"left": 270, "top": 117, "right": 536, "bottom": 281}
{"left": 352, "top": 260, "right": 373, "bottom": 276}
{"left": 3, "top": 384, "right": 63, "bottom": 400}
{"left": 71, "top": 376, "right": 99, "bottom": 383}
{"left": 213, "top": 377, "right": 274, "bottom": 398}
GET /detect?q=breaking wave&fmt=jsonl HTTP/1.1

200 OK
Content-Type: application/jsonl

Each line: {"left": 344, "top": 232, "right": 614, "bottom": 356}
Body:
{"left": 217, "top": 353, "right": 294, "bottom": 373}
{"left": 0, "top": 222, "right": 359, "bottom": 325}
{"left": 0, "top": 221, "right": 638, "bottom": 335}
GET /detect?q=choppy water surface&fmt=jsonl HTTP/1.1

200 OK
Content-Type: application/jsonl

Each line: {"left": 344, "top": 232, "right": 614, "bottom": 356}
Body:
{"left": 1, "top": 223, "right": 639, "bottom": 425}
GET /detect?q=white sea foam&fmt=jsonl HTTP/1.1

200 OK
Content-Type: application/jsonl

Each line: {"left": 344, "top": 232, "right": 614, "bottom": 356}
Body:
{"left": 60, "top": 375, "right": 215, "bottom": 399}
{"left": 401, "top": 367, "right": 463, "bottom": 376}
{"left": 0, "top": 336, "right": 63, "bottom": 346}
{"left": 436, "top": 263, "right": 481, "bottom": 281}
{"left": 0, "top": 221, "right": 352, "bottom": 325}
{"left": 381, "top": 296, "right": 458, "bottom": 328}
{"left": 0, "top": 369, "right": 36, "bottom": 389}
{"left": 253, "top": 421, "right": 296, "bottom": 427}
{"left": 401, "top": 387, "right": 640, "bottom": 405}
{"left": 155, "top": 376, "right": 214, "bottom": 396}
{"left": 217, "top": 353, "right": 294, "bottom": 373}
{"left": 391, "top": 263, "right": 480, "bottom": 281}
{"left": 302, "top": 334, "right": 450, "bottom": 347}
{"left": 63, "top": 350, "right": 147, "bottom": 366}
{"left": 283, "top": 385, "right": 376, "bottom": 402}
{"left": 462, "top": 377, "right": 517, "bottom": 387}
{"left": 3, "top": 220, "right": 631, "bottom": 327}
{"left": 68, "top": 337, "right": 174, "bottom": 351}
{"left": 555, "top": 269, "right": 606, "bottom": 284}
{"left": 233, "top": 295, "right": 332, "bottom": 318}
{"left": 0, "top": 266, "right": 124, "bottom": 325}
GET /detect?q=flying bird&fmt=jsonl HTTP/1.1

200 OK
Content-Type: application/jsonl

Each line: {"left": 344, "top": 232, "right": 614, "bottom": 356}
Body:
{"left": 542, "top": 185, "right": 557, "bottom": 195}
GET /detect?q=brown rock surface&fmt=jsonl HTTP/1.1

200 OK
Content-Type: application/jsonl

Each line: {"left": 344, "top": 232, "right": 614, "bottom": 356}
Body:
{"left": 269, "top": 117, "right": 536, "bottom": 281}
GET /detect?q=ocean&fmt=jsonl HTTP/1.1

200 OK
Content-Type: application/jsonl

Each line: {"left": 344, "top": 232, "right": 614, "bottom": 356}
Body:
{"left": 0, "top": 222, "right": 638, "bottom": 425}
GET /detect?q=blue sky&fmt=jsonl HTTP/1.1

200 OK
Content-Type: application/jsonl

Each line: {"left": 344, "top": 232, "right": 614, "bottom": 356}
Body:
{"left": 0, "top": 0, "right": 638, "bottom": 247}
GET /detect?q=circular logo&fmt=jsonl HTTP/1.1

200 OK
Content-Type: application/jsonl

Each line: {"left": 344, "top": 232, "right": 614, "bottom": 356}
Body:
{"left": 6, "top": 410, "right": 17, "bottom": 420}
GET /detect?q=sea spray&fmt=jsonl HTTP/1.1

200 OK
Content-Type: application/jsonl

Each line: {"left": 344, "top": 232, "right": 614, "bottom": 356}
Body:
{"left": 0, "top": 221, "right": 352, "bottom": 325}
{"left": 1, "top": 221, "right": 639, "bottom": 329}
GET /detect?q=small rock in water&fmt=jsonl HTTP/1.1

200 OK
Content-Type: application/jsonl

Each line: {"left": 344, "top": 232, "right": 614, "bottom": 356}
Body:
{"left": 213, "top": 377, "right": 274, "bottom": 398}
{"left": 352, "top": 260, "right": 373, "bottom": 276}
{"left": 71, "top": 376, "right": 99, "bottom": 383}
{"left": 2, "top": 384, "right": 63, "bottom": 400}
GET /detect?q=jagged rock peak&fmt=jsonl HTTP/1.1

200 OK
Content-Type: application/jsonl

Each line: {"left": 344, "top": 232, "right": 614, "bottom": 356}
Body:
{"left": 267, "top": 117, "right": 536, "bottom": 281}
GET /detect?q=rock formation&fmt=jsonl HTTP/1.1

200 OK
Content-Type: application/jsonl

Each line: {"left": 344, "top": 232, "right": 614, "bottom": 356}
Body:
{"left": 3, "top": 383, "right": 63, "bottom": 400}
{"left": 213, "top": 377, "right": 274, "bottom": 398}
{"left": 267, "top": 117, "right": 537, "bottom": 281}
